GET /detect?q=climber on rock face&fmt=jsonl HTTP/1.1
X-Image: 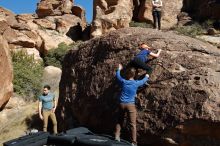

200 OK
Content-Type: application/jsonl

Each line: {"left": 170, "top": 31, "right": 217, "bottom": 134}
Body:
{"left": 114, "top": 64, "right": 149, "bottom": 146}
{"left": 130, "top": 43, "right": 162, "bottom": 73}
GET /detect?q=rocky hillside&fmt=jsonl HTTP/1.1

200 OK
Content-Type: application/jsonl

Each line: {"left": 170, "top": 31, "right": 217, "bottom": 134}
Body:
{"left": 0, "top": 0, "right": 86, "bottom": 108}
{"left": 91, "top": 0, "right": 220, "bottom": 37}
{"left": 57, "top": 27, "right": 220, "bottom": 146}
{"left": 0, "top": 0, "right": 86, "bottom": 57}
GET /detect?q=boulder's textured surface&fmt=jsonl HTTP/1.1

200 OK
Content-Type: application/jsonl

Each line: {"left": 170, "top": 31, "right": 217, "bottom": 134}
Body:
{"left": 91, "top": 0, "right": 133, "bottom": 37}
{"left": 58, "top": 27, "right": 220, "bottom": 145}
{"left": 0, "top": 36, "right": 13, "bottom": 110}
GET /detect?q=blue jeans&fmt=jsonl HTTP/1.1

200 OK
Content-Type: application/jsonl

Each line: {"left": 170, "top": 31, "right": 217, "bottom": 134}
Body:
{"left": 152, "top": 10, "right": 161, "bottom": 30}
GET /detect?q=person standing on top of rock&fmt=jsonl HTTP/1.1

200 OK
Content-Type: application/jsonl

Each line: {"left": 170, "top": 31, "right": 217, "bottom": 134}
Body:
{"left": 130, "top": 43, "right": 162, "bottom": 77}
{"left": 152, "top": 0, "right": 163, "bottom": 30}
{"left": 115, "top": 64, "right": 149, "bottom": 146}
{"left": 38, "top": 85, "right": 57, "bottom": 134}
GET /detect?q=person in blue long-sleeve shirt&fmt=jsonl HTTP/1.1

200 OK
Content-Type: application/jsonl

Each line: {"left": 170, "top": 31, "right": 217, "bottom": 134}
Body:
{"left": 114, "top": 64, "right": 149, "bottom": 146}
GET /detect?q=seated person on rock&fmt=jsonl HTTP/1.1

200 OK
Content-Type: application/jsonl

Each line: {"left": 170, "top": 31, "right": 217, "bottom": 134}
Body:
{"left": 115, "top": 64, "right": 149, "bottom": 146}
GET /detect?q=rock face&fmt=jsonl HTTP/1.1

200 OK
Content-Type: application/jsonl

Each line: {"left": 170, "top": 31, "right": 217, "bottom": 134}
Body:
{"left": 91, "top": 0, "right": 133, "bottom": 38}
{"left": 58, "top": 27, "right": 220, "bottom": 145}
{"left": 182, "top": 0, "right": 220, "bottom": 20}
{"left": 0, "top": 36, "right": 13, "bottom": 110}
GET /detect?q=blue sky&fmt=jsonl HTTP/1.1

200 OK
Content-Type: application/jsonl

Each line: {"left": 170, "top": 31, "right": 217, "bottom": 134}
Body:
{"left": 0, "top": 0, "right": 93, "bottom": 22}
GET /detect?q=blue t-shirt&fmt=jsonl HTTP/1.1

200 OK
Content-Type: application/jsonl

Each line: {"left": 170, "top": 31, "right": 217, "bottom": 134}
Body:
{"left": 134, "top": 49, "right": 151, "bottom": 62}
{"left": 39, "top": 92, "right": 55, "bottom": 110}
{"left": 116, "top": 69, "right": 148, "bottom": 104}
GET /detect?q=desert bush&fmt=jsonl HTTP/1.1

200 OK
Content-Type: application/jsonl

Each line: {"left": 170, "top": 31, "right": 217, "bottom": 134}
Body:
{"left": 202, "top": 19, "right": 215, "bottom": 29}
{"left": 175, "top": 20, "right": 217, "bottom": 37}
{"left": 175, "top": 23, "right": 204, "bottom": 37}
{"left": 12, "top": 50, "right": 44, "bottom": 100}
{"left": 130, "top": 21, "right": 152, "bottom": 28}
{"left": 43, "top": 42, "right": 80, "bottom": 68}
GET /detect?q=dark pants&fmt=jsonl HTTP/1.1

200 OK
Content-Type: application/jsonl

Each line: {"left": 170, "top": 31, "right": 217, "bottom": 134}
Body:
{"left": 130, "top": 58, "right": 153, "bottom": 74}
{"left": 152, "top": 10, "right": 161, "bottom": 30}
{"left": 115, "top": 103, "right": 137, "bottom": 144}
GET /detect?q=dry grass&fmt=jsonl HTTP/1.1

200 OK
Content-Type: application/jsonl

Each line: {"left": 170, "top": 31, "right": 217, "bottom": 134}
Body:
{"left": 0, "top": 99, "right": 39, "bottom": 146}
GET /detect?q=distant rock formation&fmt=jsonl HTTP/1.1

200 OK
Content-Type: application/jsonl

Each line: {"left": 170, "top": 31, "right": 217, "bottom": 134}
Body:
{"left": 91, "top": 0, "right": 183, "bottom": 37}
{"left": 57, "top": 27, "right": 220, "bottom": 145}
{"left": 133, "top": 0, "right": 183, "bottom": 29}
{"left": 91, "top": 0, "right": 220, "bottom": 37}
{"left": 36, "top": 0, "right": 74, "bottom": 18}
{"left": 134, "top": 0, "right": 220, "bottom": 28}
{"left": 0, "top": 36, "right": 13, "bottom": 110}
{"left": 91, "top": 0, "right": 133, "bottom": 38}
{"left": 0, "top": 4, "right": 86, "bottom": 56}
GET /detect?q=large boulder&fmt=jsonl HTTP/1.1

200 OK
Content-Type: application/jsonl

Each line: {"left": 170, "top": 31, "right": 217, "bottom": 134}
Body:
{"left": 91, "top": 0, "right": 133, "bottom": 38}
{"left": 0, "top": 36, "right": 13, "bottom": 110}
{"left": 36, "top": 0, "right": 74, "bottom": 18}
{"left": 42, "top": 66, "right": 62, "bottom": 98}
{"left": 36, "top": 28, "right": 73, "bottom": 54}
{"left": 71, "top": 5, "right": 87, "bottom": 28}
{"left": 16, "top": 14, "right": 39, "bottom": 30}
{"left": 57, "top": 27, "right": 220, "bottom": 145}
{"left": 31, "top": 14, "right": 85, "bottom": 54}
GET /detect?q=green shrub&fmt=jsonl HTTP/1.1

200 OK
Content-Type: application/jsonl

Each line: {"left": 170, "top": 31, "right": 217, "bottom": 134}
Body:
{"left": 129, "top": 21, "right": 152, "bottom": 28}
{"left": 175, "top": 20, "right": 216, "bottom": 37}
{"left": 202, "top": 19, "right": 214, "bottom": 29}
{"left": 175, "top": 23, "right": 204, "bottom": 37}
{"left": 43, "top": 42, "right": 74, "bottom": 68}
{"left": 12, "top": 50, "right": 44, "bottom": 100}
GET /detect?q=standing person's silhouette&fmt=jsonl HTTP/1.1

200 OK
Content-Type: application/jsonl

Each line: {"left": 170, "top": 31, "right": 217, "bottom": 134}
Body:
{"left": 38, "top": 85, "right": 57, "bottom": 134}
{"left": 152, "top": 0, "right": 163, "bottom": 30}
